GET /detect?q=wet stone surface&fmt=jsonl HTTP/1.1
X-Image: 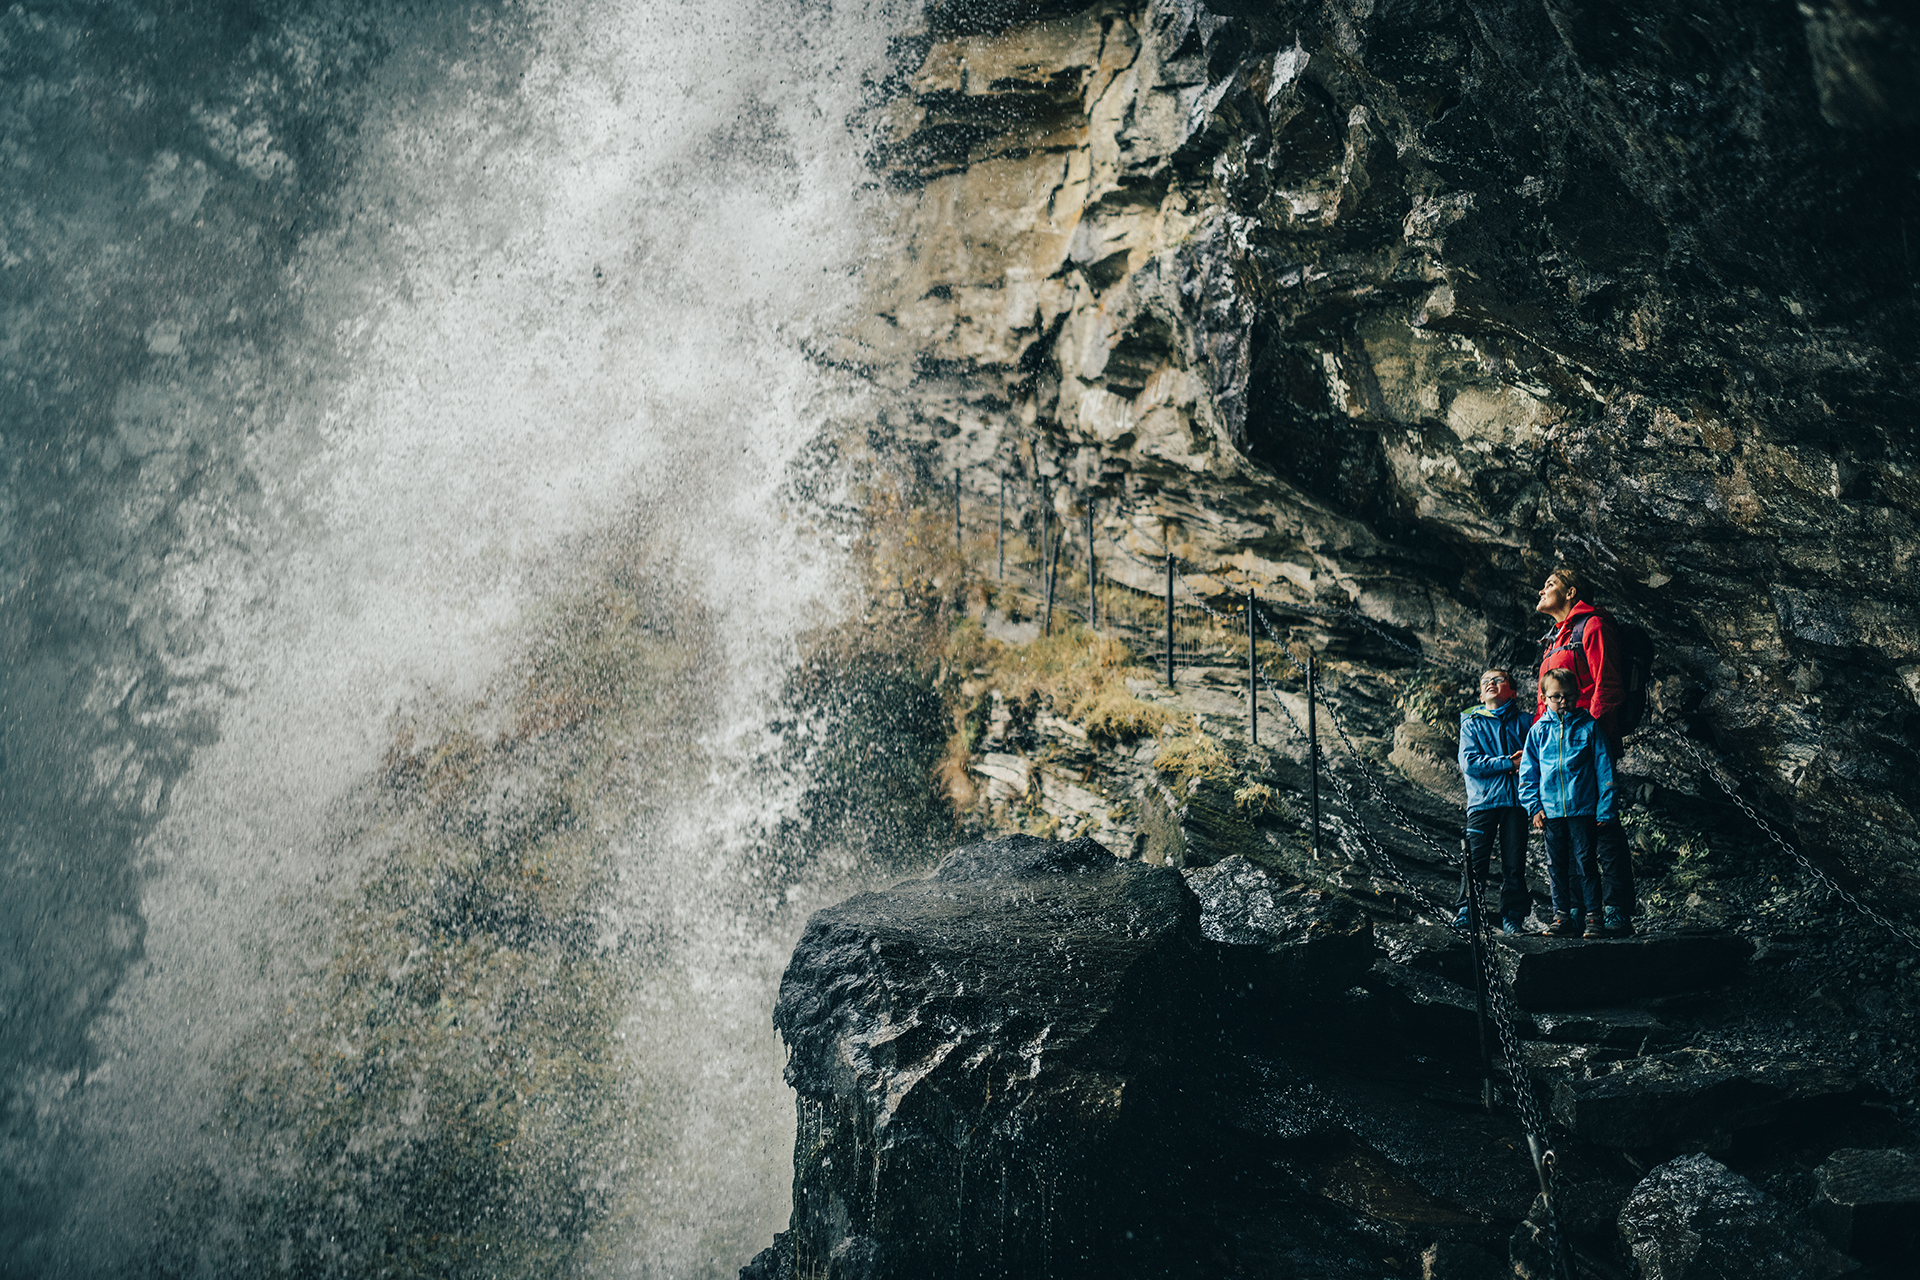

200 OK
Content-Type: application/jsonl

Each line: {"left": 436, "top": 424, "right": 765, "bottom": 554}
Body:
{"left": 1619, "top": 1153, "right": 1856, "bottom": 1280}
{"left": 1812, "top": 1147, "right": 1920, "bottom": 1264}
{"left": 754, "top": 836, "right": 1917, "bottom": 1278}
{"left": 1547, "top": 1049, "right": 1865, "bottom": 1149}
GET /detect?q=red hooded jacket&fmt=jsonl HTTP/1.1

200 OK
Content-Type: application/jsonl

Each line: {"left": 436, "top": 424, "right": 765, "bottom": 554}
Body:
{"left": 1536, "top": 600, "right": 1625, "bottom": 743}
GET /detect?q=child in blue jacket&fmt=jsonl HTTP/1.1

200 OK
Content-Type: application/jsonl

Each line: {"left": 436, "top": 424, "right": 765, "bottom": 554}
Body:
{"left": 1456, "top": 668, "right": 1531, "bottom": 933}
{"left": 1519, "top": 668, "right": 1618, "bottom": 938}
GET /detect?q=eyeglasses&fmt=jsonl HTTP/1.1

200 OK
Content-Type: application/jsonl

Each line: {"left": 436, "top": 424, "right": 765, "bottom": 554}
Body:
{"left": 1480, "top": 678, "right": 1510, "bottom": 689}
{"left": 1543, "top": 691, "right": 1574, "bottom": 702}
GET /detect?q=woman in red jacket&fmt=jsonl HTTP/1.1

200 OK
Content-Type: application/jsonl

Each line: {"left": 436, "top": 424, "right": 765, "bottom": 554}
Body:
{"left": 1534, "top": 565, "right": 1634, "bottom": 935}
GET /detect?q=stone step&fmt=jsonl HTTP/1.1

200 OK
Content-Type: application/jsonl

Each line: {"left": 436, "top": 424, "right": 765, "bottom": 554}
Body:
{"left": 1493, "top": 928, "right": 1752, "bottom": 1011}
{"left": 1539, "top": 1046, "right": 1862, "bottom": 1149}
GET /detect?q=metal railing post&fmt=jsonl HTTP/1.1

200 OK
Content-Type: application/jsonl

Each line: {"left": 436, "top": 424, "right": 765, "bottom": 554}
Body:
{"left": 1086, "top": 498, "right": 1096, "bottom": 629}
{"left": 1247, "top": 589, "right": 1257, "bottom": 745}
{"left": 1043, "top": 501, "right": 1058, "bottom": 637}
{"left": 1164, "top": 553, "right": 1175, "bottom": 686}
{"left": 1308, "top": 650, "right": 1320, "bottom": 859}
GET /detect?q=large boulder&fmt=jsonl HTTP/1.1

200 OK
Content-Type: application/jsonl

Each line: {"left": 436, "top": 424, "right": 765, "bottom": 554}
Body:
{"left": 1183, "top": 854, "right": 1375, "bottom": 996}
{"left": 766, "top": 835, "right": 1210, "bottom": 1279}
{"left": 1618, "top": 1153, "right": 1856, "bottom": 1279}
{"left": 1811, "top": 1147, "right": 1920, "bottom": 1263}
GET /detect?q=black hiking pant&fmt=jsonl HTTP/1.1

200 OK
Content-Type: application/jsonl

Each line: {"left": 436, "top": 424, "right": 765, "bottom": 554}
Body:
{"left": 1594, "top": 818, "right": 1635, "bottom": 913}
{"left": 1541, "top": 815, "right": 1598, "bottom": 917}
{"left": 1459, "top": 805, "right": 1530, "bottom": 926}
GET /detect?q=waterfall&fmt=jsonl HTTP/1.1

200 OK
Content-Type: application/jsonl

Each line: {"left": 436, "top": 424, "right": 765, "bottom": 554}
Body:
{"left": 0, "top": 1, "right": 909, "bottom": 1274}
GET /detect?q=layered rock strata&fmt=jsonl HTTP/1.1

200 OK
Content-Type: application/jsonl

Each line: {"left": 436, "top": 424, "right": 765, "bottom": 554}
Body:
{"left": 842, "top": 0, "right": 1920, "bottom": 900}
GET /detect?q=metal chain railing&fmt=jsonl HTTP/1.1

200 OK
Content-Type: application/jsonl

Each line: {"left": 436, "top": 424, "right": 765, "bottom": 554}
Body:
{"left": 1461, "top": 848, "right": 1577, "bottom": 1279}
{"left": 1153, "top": 552, "right": 1919, "bottom": 957}
{"left": 1648, "top": 726, "right": 1920, "bottom": 954}
{"left": 1170, "top": 580, "right": 1452, "bottom": 919}
{"left": 1168, "top": 568, "right": 1576, "bottom": 1279}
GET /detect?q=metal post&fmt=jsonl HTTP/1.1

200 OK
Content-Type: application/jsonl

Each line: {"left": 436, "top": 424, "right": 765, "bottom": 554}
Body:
{"left": 1043, "top": 513, "right": 1059, "bottom": 636}
{"left": 1464, "top": 836, "right": 1495, "bottom": 1111}
{"left": 1164, "top": 552, "right": 1175, "bottom": 687}
{"left": 1308, "top": 650, "right": 1320, "bottom": 859}
{"left": 996, "top": 474, "right": 1005, "bottom": 580}
{"left": 1246, "top": 589, "right": 1258, "bottom": 745}
{"left": 1086, "top": 497, "right": 1096, "bottom": 629}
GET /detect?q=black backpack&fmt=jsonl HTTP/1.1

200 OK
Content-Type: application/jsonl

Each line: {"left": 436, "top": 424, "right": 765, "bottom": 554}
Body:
{"left": 1564, "top": 612, "right": 1655, "bottom": 733}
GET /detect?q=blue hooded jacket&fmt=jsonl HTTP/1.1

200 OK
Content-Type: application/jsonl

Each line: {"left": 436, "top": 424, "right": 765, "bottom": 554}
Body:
{"left": 1519, "top": 706, "right": 1617, "bottom": 824}
{"left": 1458, "top": 698, "right": 1528, "bottom": 812}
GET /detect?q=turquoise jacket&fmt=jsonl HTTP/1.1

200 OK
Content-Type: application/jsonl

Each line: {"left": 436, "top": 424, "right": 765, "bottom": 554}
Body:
{"left": 1458, "top": 699, "right": 1528, "bottom": 812}
{"left": 1519, "top": 707, "right": 1616, "bottom": 824}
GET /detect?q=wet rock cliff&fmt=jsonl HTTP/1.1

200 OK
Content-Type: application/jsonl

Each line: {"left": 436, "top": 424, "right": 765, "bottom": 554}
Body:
{"left": 747, "top": 837, "right": 1916, "bottom": 1277}
{"left": 837, "top": 0, "right": 1920, "bottom": 894}
{"left": 748, "top": 0, "right": 1920, "bottom": 1275}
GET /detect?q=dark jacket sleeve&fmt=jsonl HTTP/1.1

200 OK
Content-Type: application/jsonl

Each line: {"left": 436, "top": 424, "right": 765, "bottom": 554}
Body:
{"left": 1584, "top": 615, "right": 1625, "bottom": 731}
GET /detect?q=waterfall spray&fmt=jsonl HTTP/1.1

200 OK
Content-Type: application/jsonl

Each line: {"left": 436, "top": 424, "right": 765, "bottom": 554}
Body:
{"left": 1, "top": 0, "right": 911, "bottom": 1275}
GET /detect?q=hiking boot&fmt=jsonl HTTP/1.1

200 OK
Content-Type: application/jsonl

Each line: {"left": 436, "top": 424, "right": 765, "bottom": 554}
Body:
{"left": 1603, "top": 906, "right": 1634, "bottom": 937}
{"left": 1583, "top": 914, "right": 1607, "bottom": 939}
{"left": 1547, "top": 915, "right": 1578, "bottom": 937}
{"left": 1501, "top": 918, "right": 1522, "bottom": 935}
{"left": 1452, "top": 907, "right": 1473, "bottom": 932}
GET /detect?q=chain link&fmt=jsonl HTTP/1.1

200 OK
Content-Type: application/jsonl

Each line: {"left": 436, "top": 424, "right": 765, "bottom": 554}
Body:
{"left": 1461, "top": 852, "right": 1575, "bottom": 1280}
{"left": 1647, "top": 726, "right": 1920, "bottom": 954}
{"left": 1169, "top": 563, "right": 1575, "bottom": 1278}
{"left": 1158, "top": 555, "right": 1919, "bottom": 955}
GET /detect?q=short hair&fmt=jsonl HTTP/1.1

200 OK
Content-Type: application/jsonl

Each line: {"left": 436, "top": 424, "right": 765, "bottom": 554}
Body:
{"left": 1541, "top": 668, "right": 1579, "bottom": 694}
{"left": 1549, "top": 564, "right": 1586, "bottom": 602}
{"left": 1480, "top": 668, "right": 1514, "bottom": 688}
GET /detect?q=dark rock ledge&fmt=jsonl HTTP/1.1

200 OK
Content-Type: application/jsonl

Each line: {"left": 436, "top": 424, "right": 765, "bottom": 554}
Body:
{"left": 746, "top": 838, "right": 1917, "bottom": 1279}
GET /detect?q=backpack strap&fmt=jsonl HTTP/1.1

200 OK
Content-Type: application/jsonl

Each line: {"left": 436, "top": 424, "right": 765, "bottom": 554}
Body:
{"left": 1547, "top": 614, "right": 1594, "bottom": 686}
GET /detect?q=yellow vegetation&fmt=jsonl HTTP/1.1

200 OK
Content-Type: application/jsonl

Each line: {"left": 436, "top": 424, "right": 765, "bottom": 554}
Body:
{"left": 1153, "top": 724, "right": 1234, "bottom": 781}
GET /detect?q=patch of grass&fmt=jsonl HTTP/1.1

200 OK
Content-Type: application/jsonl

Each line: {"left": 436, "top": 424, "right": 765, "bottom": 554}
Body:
{"left": 976, "top": 624, "right": 1171, "bottom": 743}
{"left": 1076, "top": 683, "right": 1175, "bottom": 742}
{"left": 1234, "top": 780, "right": 1280, "bottom": 816}
{"left": 1154, "top": 724, "right": 1233, "bottom": 782}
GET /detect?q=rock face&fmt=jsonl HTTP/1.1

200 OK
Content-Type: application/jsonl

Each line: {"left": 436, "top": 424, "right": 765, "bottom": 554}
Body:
{"left": 1619, "top": 1152, "right": 1855, "bottom": 1279}
{"left": 753, "top": 838, "right": 1913, "bottom": 1278}
{"left": 766, "top": 835, "right": 1209, "bottom": 1277}
{"left": 846, "top": 0, "right": 1920, "bottom": 903}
